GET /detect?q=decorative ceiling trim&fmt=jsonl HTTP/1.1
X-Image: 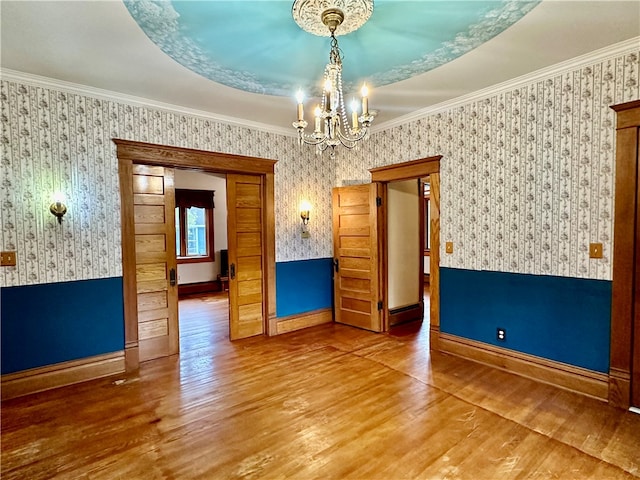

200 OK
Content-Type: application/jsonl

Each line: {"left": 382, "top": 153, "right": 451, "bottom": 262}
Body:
{"left": 0, "top": 68, "right": 297, "bottom": 138}
{"left": 372, "top": 36, "right": 640, "bottom": 134}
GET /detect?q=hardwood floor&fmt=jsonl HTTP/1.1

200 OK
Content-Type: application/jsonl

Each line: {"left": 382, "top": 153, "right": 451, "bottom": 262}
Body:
{"left": 2, "top": 292, "right": 639, "bottom": 479}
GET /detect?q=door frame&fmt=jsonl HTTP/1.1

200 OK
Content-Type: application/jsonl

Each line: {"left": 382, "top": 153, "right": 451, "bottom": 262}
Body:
{"left": 610, "top": 100, "right": 640, "bottom": 409}
{"left": 369, "top": 155, "right": 442, "bottom": 347}
{"left": 115, "top": 139, "right": 277, "bottom": 371}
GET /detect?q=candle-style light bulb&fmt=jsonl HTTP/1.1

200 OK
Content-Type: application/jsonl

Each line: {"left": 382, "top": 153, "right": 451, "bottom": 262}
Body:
{"left": 361, "top": 83, "right": 369, "bottom": 116}
{"left": 350, "top": 98, "right": 359, "bottom": 130}
{"left": 324, "top": 78, "right": 332, "bottom": 112}
{"left": 295, "top": 90, "right": 304, "bottom": 121}
{"left": 314, "top": 105, "right": 322, "bottom": 133}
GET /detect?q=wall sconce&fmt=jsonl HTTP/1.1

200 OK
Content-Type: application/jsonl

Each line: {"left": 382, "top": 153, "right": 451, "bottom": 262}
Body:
{"left": 300, "top": 200, "right": 311, "bottom": 238}
{"left": 49, "top": 192, "right": 67, "bottom": 224}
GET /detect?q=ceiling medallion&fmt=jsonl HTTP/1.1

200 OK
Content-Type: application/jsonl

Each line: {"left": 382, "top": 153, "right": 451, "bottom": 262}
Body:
{"left": 292, "top": 1, "right": 376, "bottom": 159}
{"left": 292, "top": 0, "right": 373, "bottom": 37}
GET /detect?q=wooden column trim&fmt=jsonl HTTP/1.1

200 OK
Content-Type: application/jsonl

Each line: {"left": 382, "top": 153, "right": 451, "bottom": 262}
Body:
{"left": 429, "top": 173, "right": 441, "bottom": 341}
{"left": 609, "top": 100, "right": 640, "bottom": 408}
{"left": 118, "top": 157, "right": 139, "bottom": 372}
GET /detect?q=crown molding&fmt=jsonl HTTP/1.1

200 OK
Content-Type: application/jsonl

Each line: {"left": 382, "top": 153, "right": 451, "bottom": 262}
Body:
{"left": 0, "top": 68, "right": 297, "bottom": 138}
{"left": 372, "top": 37, "right": 640, "bottom": 134}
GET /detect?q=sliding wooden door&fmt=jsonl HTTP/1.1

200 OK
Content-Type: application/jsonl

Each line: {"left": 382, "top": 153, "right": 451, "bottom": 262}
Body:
{"left": 227, "top": 174, "right": 265, "bottom": 340}
{"left": 132, "top": 164, "right": 179, "bottom": 362}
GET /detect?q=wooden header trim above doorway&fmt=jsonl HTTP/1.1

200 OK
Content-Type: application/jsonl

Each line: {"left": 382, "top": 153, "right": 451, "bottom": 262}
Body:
{"left": 113, "top": 139, "right": 277, "bottom": 175}
{"left": 369, "top": 156, "right": 442, "bottom": 182}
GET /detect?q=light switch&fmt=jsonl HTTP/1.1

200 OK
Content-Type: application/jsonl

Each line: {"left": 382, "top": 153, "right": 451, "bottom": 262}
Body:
{"left": 445, "top": 242, "right": 453, "bottom": 254}
{"left": 589, "top": 243, "right": 603, "bottom": 259}
{"left": 1, "top": 251, "right": 16, "bottom": 266}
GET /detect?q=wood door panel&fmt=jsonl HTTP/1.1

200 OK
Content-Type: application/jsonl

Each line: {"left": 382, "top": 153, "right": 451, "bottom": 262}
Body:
{"left": 139, "top": 307, "right": 169, "bottom": 322}
{"left": 135, "top": 251, "right": 169, "bottom": 264}
{"left": 339, "top": 214, "right": 369, "bottom": 229}
{"left": 133, "top": 174, "right": 164, "bottom": 194}
{"left": 137, "top": 280, "right": 168, "bottom": 294}
{"left": 237, "top": 256, "right": 263, "bottom": 280}
{"left": 137, "top": 291, "right": 168, "bottom": 311}
{"left": 236, "top": 209, "right": 262, "bottom": 231}
{"left": 341, "top": 297, "right": 372, "bottom": 314}
{"left": 139, "top": 318, "right": 169, "bottom": 340}
{"left": 338, "top": 190, "right": 370, "bottom": 206}
{"left": 136, "top": 263, "right": 166, "bottom": 282}
{"left": 340, "top": 310, "right": 374, "bottom": 330}
{"left": 133, "top": 194, "right": 165, "bottom": 206}
{"left": 136, "top": 234, "right": 166, "bottom": 252}
{"left": 134, "top": 205, "right": 165, "bottom": 224}
{"left": 333, "top": 184, "right": 382, "bottom": 332}
{"left": 340, "top": 257, "right": 371, "bottom": 270}
{"left": 135, "top": 224, "right": 168, "bottom": 235}
{"left": 340, "top": 236, "right": 371, "bottom": 249}
{"left": 139, "top": 336, "right": 170, "bottom": 362}
{"left": 339, "top": 268, "right": 371, "bottom": 280}
{"left": 236, "top": 304, "right": 264, "bottom": 337}
{"left": 228, "top": 174, "right": 265, "bottom": 340}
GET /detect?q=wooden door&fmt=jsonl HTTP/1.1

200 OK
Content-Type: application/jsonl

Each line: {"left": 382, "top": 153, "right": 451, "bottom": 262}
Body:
{"left": 332, "top": 183, "right": 383, "bottom": 332}
{"left": 133, "top": 164, "right": 179, "bottom": 361}
{"left": 227, "top": 174, "right": 265, "bottom": 340}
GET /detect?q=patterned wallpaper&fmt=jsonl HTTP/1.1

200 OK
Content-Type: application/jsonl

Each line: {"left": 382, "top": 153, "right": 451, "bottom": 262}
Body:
{"left": 337, "top": 49, "right": 639, "bottom": 281}
{"left": 0, "top": 81, "right": 334, "bottom": 287}
{"left": 2, "top": 45, "right": 638, "bottom": 288}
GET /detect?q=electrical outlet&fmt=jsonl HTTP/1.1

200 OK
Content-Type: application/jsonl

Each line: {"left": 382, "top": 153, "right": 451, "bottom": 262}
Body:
{"left": 496, "top": 327, "right": 506, "bottom": 342}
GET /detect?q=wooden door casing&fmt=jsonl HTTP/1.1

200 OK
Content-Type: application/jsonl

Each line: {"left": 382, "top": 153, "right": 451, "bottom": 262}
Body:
{"left": 610, "top": 101, "right": 640, "bottom": 409}
{"left": 227, "top": 174, "right": 265, "bottom": 340}
{"left": 132, "top": 164, "right": 179, "bottom": 362}
{"left": 332, "top": 183, "right": 383, "bottom": 332}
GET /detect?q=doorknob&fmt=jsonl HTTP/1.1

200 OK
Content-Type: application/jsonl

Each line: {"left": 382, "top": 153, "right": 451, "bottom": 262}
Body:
{"left": 333, "top": 259, "right": 339, "bottom": 272}
{"left": 169, "top": 268, "right": 177, "bottom": 286}
{"left": 230, "top": 263, "right": 236, "bottom": 280}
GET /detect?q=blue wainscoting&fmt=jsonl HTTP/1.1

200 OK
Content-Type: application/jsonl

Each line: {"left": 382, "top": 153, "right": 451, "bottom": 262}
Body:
{"left": 1, "top": 277, "right": 125, "bottom": 375}
{"left": 276, "top": 258, "right": 333, "bottom": 317}
{"left": 440, "top": 268, "right": 611, "bottom": 373}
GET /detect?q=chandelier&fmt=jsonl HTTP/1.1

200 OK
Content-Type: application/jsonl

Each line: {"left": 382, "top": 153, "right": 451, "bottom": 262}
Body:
{"left": 292, "top": 1, "right": 376, "bottom": 159}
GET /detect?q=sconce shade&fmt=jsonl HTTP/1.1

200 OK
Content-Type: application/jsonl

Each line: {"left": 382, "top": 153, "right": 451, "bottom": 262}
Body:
{"left": 49, "top": 201, "right": 67, "bottom": 224}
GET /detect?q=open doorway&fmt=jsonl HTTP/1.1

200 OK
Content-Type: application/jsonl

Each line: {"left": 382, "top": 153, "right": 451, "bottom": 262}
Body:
{"left": 174, "top": 170, "right": 230, "bottom": 353}
{"left": 115, "top": 139, "right": 277, "bottom": 372}
{"left": 368, "top": 155, "right": 441, "bottom": 348}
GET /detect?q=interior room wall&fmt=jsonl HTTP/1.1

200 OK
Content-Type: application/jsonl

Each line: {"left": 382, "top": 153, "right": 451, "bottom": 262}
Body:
{"left": 0, "top": 75, "right": 335, "bottom": 374}
{"left": 0, "top": 78, "right": 334, "bottom": 291}
{"left": 174, "top": 169, "right": 226, "bottom": 285}
{"left": 387, "top": 179, "right": 421, "bottom": 310}
{"left": 338, "top": 44, "right": 639, "bottom": 281}
{"left": 336, "top": 41, "right": 640, "bottom": 373}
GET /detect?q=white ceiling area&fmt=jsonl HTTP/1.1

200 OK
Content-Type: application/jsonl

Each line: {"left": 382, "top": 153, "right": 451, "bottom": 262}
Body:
{"left": 1, "top": 1, "right": 639, "bottom": 133}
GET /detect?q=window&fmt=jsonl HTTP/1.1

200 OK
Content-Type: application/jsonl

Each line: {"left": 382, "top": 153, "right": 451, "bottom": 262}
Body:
{"left": 175, "top": 189, "right": 215, "bottom": 263}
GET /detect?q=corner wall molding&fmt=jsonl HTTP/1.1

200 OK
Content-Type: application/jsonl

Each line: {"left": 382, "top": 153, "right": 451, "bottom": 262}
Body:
{"left": 1, "top": 351, "right": 125, "bottom": 400}
{"left": 0, "top": 68, "right": 297, "bottom": 138}
{"left": 372, "top": 37, "right": 640, "bottom": 133}
{"left": 439, "top": 333, "right": 609, "bottom": 401}
{"left": 275, "top": 308, "right": 333, "bottom": 335}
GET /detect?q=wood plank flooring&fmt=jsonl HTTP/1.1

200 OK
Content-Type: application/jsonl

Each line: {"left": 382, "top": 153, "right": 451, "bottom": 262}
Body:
{"left": 2, "top": 292, "right": 639, "bottom": 479}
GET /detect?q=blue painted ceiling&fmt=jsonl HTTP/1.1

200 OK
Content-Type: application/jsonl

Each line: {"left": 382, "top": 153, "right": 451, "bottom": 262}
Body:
{"left": 125, "top": 0, "right": 540, "bottom": 97}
